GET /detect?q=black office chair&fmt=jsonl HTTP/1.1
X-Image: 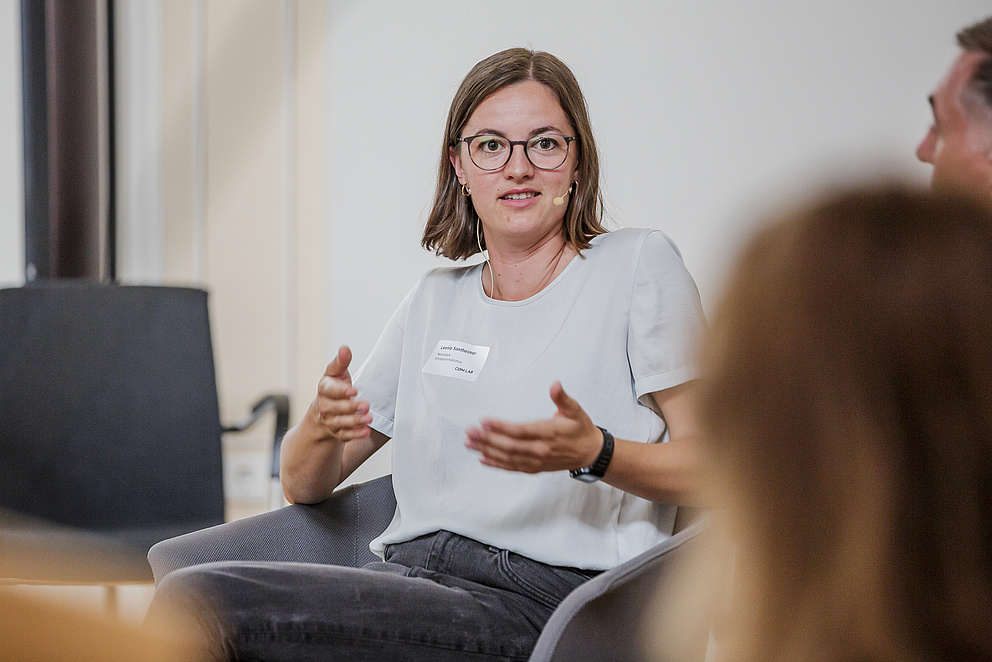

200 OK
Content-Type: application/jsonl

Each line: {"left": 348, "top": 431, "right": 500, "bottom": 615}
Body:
{"left": 0, "top": 282, "right": 288, "bottom": 602}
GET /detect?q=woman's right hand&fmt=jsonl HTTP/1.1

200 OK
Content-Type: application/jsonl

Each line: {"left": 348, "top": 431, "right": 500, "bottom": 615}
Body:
{"left": 312, "top": 345, "right": 373, "bottom": 442}
{"left": 281, "top": 345, "right": 384, "bottom": 504}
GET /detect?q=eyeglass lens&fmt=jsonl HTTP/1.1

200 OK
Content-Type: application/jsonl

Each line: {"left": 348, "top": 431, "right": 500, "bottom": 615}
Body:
{"left": 467, "top": 135, "right": 571, "bottom": 171}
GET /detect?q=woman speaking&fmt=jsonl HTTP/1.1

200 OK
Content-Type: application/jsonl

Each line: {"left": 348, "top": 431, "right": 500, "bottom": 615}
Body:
{"left": 150, "top": 47, "right": 706, "bottom": 662}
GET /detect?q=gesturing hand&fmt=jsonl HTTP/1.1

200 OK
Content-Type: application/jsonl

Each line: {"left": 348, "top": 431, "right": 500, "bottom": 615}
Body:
{"left": 312, "top": 345, "right": 372, "bottom": 442}
{"left": 465, "top": 381, "right": 604, "bottom": 474}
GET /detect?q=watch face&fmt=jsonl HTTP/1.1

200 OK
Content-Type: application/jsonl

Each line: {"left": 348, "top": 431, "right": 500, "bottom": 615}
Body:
{"left": 571, "top": 471, "right": 600, "bottom": 483}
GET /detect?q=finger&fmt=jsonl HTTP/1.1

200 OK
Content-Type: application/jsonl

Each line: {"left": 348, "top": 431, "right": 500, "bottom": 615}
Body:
{"left": 465, "top": 426, "right": 515, "bottom": 455}
{"left": 470, "top": 426, "right": 544, "bottom": 461}
{"left": 468, "top": 432, "right": 532, "bottom": 471}
{"left": 550, "top": 381, "right": 580, "bottom": 418}
{"left": 323, "top": 345, "right": 354, "bottom": 380}
{"left": 331, "top": 412, "right": 373, "bottom": 432}
{"left": 317, "top": 374, "right": 358, "bottom": 400}
{"left": 479, "top": 445, "right": 542, "bottom": 473}
{"left": 480, "top": 417, "right": 553, "bottom": 441}
{"left": 333, "top": 424, "right": 373, "bottom": 441}
{"left": 318, "top": 411, "right": 371, "bottom": 431}
{"left": 465, "top": 426, "right": 508, "bottom": 456}
{"left": 314, "top": 394, "right": 366, "bottom": 425}
{"left": 315, "top": 405, "right": 372, "bottom": 439}
{"left": 467, "top": 426, "right": 552, "bottom": 473}
{"left": 317, "top": 397, "right": 369, "bottom": 419}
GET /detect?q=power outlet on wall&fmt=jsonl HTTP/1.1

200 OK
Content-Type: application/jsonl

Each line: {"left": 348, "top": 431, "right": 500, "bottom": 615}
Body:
{"left": 223, "top": 450, "right": 270, "bottom": 503}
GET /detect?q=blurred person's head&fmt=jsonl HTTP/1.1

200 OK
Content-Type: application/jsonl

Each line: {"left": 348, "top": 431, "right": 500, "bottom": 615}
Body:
{"left": 696, "top": 184, "right": 992, "bottom": 661}
{"left": 917, "top": 16, "right": 992, "bottom": 197}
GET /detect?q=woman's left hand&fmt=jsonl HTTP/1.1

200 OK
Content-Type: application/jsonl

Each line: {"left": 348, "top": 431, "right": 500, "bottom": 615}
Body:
{"left": 465, "top": 381, "right": 603, "bottom": 473}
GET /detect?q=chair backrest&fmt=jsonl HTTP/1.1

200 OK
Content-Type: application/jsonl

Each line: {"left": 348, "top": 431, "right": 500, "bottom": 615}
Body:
{"left": 0, "top": 283, "right": 225, "bottom": 553}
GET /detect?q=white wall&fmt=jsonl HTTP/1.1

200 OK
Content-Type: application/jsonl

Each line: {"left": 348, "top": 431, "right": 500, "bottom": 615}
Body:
{"left": 326, "top": 0, "right": 989, "bottom": 358}
{"left": 4, "top": 1, "right": 989, "bottom": 488}
{"left": 326, "top": 0, "right": 989, "bottom": 484}
{"left": 0, "top": 0, "right": 23, "bottom": 287}
{"left": 115, "top": 0, "right": 165, "bottom": 283}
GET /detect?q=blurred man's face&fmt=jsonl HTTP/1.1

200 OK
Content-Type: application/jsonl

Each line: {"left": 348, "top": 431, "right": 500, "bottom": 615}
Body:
{"left": 916, "top": 51, "right": 992, "bottom": 195}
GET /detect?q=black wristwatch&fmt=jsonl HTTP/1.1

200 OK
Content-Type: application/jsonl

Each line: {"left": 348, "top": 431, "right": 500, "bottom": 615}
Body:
{"left": 569, "top": 427, "right": 614, "bottom": 483}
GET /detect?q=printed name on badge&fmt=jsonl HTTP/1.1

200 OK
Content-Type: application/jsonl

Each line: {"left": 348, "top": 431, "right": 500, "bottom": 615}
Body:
{"left": 422, "top": 339, "right": 490, "bottom": 382}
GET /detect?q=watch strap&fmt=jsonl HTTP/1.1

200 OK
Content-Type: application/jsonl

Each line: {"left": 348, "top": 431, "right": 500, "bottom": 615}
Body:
{"left": 569, "top": 427, "right": 614, "bottom": 481}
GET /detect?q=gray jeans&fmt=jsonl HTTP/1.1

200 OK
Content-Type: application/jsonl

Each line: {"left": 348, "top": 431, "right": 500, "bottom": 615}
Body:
{"left": 147, "top": 530, "right": 598, "bottom": 661}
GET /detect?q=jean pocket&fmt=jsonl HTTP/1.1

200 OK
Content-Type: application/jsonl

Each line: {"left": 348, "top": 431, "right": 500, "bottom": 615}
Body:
{"left": 495, "top": 550, "right": 592, "bottom": 611}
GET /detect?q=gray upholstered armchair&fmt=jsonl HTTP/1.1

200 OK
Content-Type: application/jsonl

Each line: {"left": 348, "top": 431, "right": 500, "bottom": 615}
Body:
{"left": 148, "top": 475, "right": 711, "bottom": 662}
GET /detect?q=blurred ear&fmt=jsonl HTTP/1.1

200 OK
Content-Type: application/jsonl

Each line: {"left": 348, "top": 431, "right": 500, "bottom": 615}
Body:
{"left": 450, "top": 146, "right": 467, "bottom": 186}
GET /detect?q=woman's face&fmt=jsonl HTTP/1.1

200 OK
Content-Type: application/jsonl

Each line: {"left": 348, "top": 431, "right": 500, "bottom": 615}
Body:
{"left": 450, "top": 80, "right": 580, "bottom": 249}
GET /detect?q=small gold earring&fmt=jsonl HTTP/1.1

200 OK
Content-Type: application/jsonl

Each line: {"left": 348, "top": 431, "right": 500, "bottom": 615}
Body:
{"left": 462, "top": 184, "right": 471, "bottom": 196}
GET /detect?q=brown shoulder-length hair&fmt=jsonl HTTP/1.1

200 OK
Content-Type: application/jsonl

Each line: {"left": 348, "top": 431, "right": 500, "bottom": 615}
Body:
{"left": 697, "top": 185, "right": 992, "bottom": 662}
{"left": 421, "top": 48, "right": 605, "bottom": 260}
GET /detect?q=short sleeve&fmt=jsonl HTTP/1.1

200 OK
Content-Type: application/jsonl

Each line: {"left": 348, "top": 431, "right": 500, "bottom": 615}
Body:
{"left": 352, "top": 280, "right": 419, "bottom": 438}
{"left": 627, "top": 231, "right": 706, "bottom": 413}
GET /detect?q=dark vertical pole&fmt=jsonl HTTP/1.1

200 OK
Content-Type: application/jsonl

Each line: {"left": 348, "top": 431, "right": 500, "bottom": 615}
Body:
{"left": 21, "top": 0, "right": 111, "bottom": 282}
{"left": 48, "top": 0, "right": 101, "bottom": 279}
{"left": 20, "top": 0, "right": 49, "bottom": 282}
{"left": 106, "top": 0, "right": 117, "bottom": 282}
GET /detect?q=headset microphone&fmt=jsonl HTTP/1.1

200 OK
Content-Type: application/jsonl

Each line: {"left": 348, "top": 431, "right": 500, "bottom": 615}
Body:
{"left": 553, "top": 181, "right": 577, "bottom": 206}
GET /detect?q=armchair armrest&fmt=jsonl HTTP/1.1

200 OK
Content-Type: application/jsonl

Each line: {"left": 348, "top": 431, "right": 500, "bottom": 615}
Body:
{"left": 222, "top": 394, "right": 290, "bottom": 509}
{"left": 528, "top": 517, "right": 713, "bottom": 662}
{"left": 147, "top": 475, "right": 395, "bottom": 585}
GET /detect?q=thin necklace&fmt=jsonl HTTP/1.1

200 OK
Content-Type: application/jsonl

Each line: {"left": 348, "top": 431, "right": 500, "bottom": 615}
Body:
{"left": 477, "top": 220, "right": 497, "bottom": 300}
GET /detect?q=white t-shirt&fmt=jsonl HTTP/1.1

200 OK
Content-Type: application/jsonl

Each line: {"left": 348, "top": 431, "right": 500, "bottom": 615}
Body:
{"left": 353, "top": 228, "right": 705, "bottom": 569}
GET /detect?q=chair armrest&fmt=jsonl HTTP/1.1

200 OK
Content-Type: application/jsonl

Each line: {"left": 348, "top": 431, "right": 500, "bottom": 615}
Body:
{"left": 528, "top": 517, "right": 713, "bottom": 662}
{"left": 222, "top": 394, "right": 290, "bottom": 476}
{"left": 147, "top": 475, "right": 395, "bottom": 585}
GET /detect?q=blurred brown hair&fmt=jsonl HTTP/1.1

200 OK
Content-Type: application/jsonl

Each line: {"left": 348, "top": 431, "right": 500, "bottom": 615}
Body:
{"left": 697, "top": 184, "right": 992, "bottom": 661}
{"left": 422, "top": 48, "right": 605, "bottom": 260}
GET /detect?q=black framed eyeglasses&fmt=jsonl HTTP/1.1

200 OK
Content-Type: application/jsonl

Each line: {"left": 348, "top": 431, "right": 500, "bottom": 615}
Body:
{"left": 456, "top": 133, "right": 576, "bottom": 171}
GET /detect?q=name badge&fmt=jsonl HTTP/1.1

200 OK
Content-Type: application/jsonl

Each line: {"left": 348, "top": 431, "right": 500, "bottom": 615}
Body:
{"left": 422, "top": 339, "right": 490, "bottom": 382}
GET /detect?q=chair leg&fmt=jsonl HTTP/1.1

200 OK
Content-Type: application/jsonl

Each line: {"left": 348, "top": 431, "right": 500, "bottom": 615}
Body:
{"left": 104, "top": 584, "right": 118, "bottom": 617}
